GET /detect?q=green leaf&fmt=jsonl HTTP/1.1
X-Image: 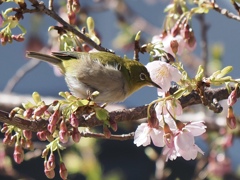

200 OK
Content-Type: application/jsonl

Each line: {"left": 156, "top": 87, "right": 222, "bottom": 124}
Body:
{"left": 95, "top": 108, "right": 109, "bottom": 121}
{"left": 32, "top": 92, "right": 41, "bottom": 104}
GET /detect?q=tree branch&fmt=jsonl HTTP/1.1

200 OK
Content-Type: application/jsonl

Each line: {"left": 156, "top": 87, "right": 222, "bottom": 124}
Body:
{"left": 25, "top": 0, "right": 110, "bottom": 52}
{"left": 212, "top": 1, "right": 240, "bottom": 21}
{"left": 80, "top": 131, "right": 134, "bottom": 141}
{"left": 0, "top": 86, "right": 236, "bottom": 132}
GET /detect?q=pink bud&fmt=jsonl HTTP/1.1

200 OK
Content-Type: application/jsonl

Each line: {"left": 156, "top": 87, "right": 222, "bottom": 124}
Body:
{"left": 12, "top": 34, "right": 25, "bottom": 42}
{"left": 23, "top": 108, "right": 34, "bottom": 119}
{"left": 226, "top": 107, "right": 237, "bottom": 129}
{"left": 60, "top": 120, "right": 68, "bottom": 132}
{"left": 1, "top": 126, "right": 8, "bottom": 133}
{"left": 33, "top": 105, "right": 49, "bottom": 117}
{"left": 59, "top": 130, "right": 69, "bottom": 143}
{"left": 44, "top": 168, "right": 55, "bottom": 179}
{"left": 13, "top": 144, "right": 24, "bottom": 164}
{"left": 47, "top": 153, "right": 56, "bottom": 170}
{"left": 23, "top": 130, "right": 32, "bottom": 140}
{"left": 109, "top": 119, "right": 118, "bottom": 132}
{"left": 49, "top": 110, "right": 60, "bottom": 126}
{"left": 3, "top": 133, "right": 11, "bottom": 145}
{"left": 72, "top": 127, "right": 81, "bottom": 143}
{"left": 103, "top": 125, "right": 111, "bottom": 138}
{"left": 59, "top": 162, "right": 68, "bottom": 180}
{"left": 68, "top": 11, "right": 76, "bottom": 25}
{"left": 37, "top": 131, "right": 47, "bottom": 141}
{"left": 69, "top": 113, "right": 79, "bottom": 128}
{"left": 227, "top": 89, "right": 238, "bottom": 106}
{"left": 47, "top": 124, "right": 56, "bottom": 134}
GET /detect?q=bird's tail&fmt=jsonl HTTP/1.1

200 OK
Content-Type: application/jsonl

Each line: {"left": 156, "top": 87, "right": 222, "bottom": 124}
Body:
{"left": 26, "top": 51, "right": 62, "bottom": 65}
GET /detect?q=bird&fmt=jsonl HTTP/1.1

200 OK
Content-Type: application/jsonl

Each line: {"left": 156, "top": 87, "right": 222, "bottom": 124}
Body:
{"left": 26, "top": 51, "right": 160, "bottom": 103}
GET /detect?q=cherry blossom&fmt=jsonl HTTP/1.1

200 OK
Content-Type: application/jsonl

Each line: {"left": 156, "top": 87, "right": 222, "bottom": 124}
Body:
{"left": 145, "top": 60, "right": 182, "bottom": 94}
{"left": 163, "top": 121, "right": 206, "bottom": 161}
{"left": 134, "top": 123, "right": 164, "bottom": 147}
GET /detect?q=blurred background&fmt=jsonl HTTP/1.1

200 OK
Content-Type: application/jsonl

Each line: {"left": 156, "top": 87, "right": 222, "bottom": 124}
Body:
{"left": 1, "top": 0, "right": 240, "bottom": 179}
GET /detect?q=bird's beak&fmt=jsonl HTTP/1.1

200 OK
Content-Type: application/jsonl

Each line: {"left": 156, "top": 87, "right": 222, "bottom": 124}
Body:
{"left": 148, "top": 80, "right": 161, "bottom": 89}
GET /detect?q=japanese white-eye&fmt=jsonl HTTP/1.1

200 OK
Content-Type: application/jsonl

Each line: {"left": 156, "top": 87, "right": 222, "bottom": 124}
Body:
{"left": 26, "top": 51, "right": 160, "bottom": 103}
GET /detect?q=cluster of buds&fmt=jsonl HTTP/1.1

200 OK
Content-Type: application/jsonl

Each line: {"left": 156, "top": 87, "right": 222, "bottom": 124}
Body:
{"left": 1, "top": 123, "right": 34, "bottom": 164}
{"left": 151, "top": 21, "right": 196, "bottom": 59}
{"left": 0, "top": 9, "right": 26, "bottom": 45}
{"left": 42, "top": 145, "right": 68, "bottom": 179}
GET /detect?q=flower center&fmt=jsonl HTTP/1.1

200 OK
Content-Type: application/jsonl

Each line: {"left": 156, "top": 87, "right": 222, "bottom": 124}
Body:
{"left": 156, "top": 65, "right": 169, "bottom": 79}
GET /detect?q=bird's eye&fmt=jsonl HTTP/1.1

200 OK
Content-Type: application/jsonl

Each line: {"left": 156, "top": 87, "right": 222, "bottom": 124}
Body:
{"left": 139, "top": 73, "right": 147, "bottom": 80}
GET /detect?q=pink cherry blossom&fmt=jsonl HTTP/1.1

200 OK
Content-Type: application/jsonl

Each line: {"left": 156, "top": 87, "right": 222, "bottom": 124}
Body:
{"left": 163, "top": 121, "right": 206, "bottom": 161}
{"left": 145, "top": 61, "right": 182, "bottom": 94}
{"left": 134, "top": 123, "right": 164, "bottom": 147}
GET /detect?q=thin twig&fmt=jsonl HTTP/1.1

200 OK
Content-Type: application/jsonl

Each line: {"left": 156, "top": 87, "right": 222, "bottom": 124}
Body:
{"left": 25, "top": 0, "right": 110, "bottom": 52}
{"left": 231, "top": 0, "right": 240, "bottom": 15}
{"left": 80, "top": 131, "right": 134, "bottom": 140}
{"left": 212, "top": 2, "right": 240, "bottom": 21}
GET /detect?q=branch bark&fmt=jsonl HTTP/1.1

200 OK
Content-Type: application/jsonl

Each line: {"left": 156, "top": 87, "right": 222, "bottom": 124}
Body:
{"left": 0, "top": 86, "right": 236, "bottom": 132}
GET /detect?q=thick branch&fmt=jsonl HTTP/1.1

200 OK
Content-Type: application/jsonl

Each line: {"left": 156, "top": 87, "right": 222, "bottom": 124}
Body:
{"left": 0, "top": 86, "right": 236, "bottom": 132}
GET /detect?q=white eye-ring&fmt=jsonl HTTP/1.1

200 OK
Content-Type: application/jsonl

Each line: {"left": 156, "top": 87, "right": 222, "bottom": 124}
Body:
{"left": 139, "top": 73, "right": 147, "bottom": 80}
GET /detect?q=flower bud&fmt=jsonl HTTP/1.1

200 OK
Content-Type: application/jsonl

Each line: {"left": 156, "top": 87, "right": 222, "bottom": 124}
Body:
{"left": 69, "top": 113, "right": 79, "bottom": 128}
{"left": 49, "top": 110, "right": 60, "bottom": 126}
{"left": 109, "top": 119, "right": 117, "bottom": 132}
{"left": 72, "top": 127, "right": 81, "bottom": 143}
{"left": 1, "top": 126, "right": 8, "bottom": 133}
{"left": 23, "top": 108, "right": 34, "bottom": 119}
{"left": 37, "top": 131, "right": 47, "bottom": 141}
{"left": 12, "top": 34, "right": 24, "bottom": 42}
{"left": 3, "top": 133, "right": 11, "bottom": 145}
{"left": 59, "top": 130, "right": 69, "bottom": 143}
{"left": 103, "top": 125, "right": 111, "bottom": 138}
{"left": 68, "top": 11, "right": 76, "bottom": 25}
{"left": 33, "top": 105, "right": 49, "bottom": 117}
{"left": 226, "top": 106, "right": 237, "bottom": 129}
{"left": 44, "top": 168, "right": 55, "bottom": 179}
{"left": 13, "top": 144, "right": 24, "bottom": 164}
{"left": 72, "top": 0, "right": 80, "bottom": 13}
{"left": 47, "top": 153, "right": 56, "bottom": 170}
{"left": 23, "top": 130, "right": 32, "bottom": 140}
{"left": 227, "top": 88, "right": 238, "bottom": 107}
{"left": 42, "top": 148, "right": 49, "bottom": 158}
{"left": 59, "top": 162, "right": 68, "bottom": 180}
{"left": 48, "top": 124, "right": 56, "bottom": 134}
